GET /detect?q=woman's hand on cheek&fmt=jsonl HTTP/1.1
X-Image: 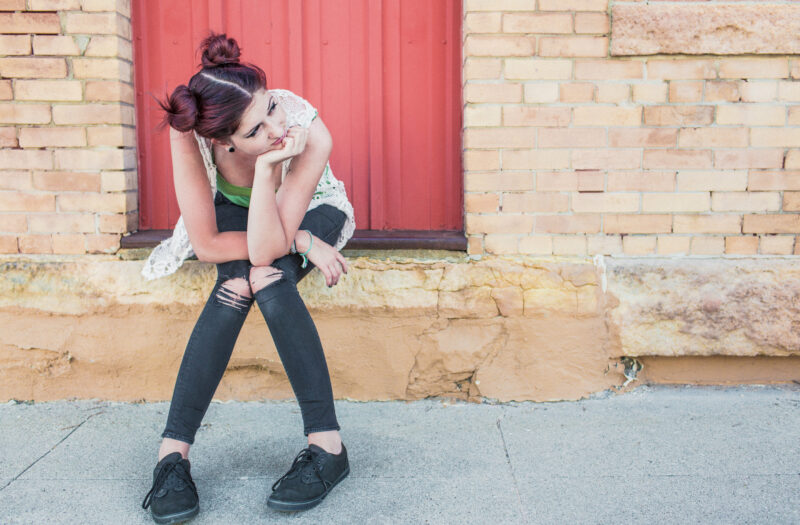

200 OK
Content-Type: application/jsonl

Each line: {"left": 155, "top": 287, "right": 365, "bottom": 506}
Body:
{"left": 303, "top": 234, "right": 348, "bottom": 287}
{"left": 254, "top": 126, "right": 309, "bottom": 176}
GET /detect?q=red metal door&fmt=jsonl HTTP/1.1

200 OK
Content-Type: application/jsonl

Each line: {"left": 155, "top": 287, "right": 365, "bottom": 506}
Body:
{"left": 132, "top": 0, "right": 463, "bottom": 233}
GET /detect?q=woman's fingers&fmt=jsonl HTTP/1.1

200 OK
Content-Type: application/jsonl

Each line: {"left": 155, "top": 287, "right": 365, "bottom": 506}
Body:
{"left": 336, "top": 253, "right": 348, "bottom": 273}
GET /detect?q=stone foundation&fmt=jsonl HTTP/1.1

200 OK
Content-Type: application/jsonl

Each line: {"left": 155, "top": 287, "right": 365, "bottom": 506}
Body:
{"left": 1, "top": 252, "right": 798, "bottom": 403}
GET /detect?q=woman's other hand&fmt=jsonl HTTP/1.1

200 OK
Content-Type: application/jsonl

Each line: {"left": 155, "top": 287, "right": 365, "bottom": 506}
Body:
{"left": 254, "top": 126, "right": 309, "bottom": 176}
{"left": 302, "top": 233, "right": 348, "bottom": 287}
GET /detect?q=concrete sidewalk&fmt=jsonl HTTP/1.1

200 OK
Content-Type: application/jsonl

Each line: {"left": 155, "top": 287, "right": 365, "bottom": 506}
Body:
{"left": 1, "top": 384, "right": 798, "bottom": 524}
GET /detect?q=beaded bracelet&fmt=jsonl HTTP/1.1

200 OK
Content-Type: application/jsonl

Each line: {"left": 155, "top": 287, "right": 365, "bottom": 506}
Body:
{"left": 298, "top": 229, "right": 313, "bottom": 268}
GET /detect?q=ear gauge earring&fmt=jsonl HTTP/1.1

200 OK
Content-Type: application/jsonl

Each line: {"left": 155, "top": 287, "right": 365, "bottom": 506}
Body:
{"left": 228, "top": 146, "right": 235, "bottom": 153}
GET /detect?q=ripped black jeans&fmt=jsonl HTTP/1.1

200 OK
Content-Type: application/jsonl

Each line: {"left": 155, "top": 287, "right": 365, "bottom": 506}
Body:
{"left": 161, "top": 190, "right": 347, "bottom": 445}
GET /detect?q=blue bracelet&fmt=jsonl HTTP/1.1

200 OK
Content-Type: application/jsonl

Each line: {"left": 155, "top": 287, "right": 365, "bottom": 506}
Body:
{"left": 298, "top": 229, "right": 313, "bottom": 268}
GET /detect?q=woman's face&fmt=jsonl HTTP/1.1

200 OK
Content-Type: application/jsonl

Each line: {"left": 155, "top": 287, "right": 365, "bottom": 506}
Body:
{"left": 227, "top": 88, "right": 288, "bottom": 157}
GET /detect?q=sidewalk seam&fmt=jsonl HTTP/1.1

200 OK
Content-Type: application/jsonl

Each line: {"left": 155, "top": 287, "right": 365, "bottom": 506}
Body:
{"left": 496, "top": 410, "right": 528, "bottom": 524}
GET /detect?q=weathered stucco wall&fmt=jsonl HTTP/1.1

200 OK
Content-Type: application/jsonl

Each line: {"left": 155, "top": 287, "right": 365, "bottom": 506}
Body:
{"left": 1, "top": 253, "right": 798, "bottom": 403}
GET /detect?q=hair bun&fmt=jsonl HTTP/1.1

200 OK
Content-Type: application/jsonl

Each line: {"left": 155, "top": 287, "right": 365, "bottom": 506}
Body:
{"left": 200, "top": 32, "right": 241, "bottom": 68}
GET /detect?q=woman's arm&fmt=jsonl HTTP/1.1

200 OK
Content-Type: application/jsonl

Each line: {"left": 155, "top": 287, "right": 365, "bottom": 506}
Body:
{"left": 247, "top": 116, "right": 333, "bottom": 265}
{"left": 168, "top": 127, "right": 249, "bottom": 263}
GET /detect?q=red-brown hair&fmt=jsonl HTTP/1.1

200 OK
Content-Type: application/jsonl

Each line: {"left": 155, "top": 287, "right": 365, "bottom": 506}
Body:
{"left": 154, "top": 31, "right": 267, "bottom": 139}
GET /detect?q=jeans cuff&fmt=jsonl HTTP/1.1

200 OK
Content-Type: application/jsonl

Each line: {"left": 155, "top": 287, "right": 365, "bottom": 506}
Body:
{"left": 161, "top": 431, "right": 195, "bottom": 445}
{"left": 304, "top": 425, "right": 341, "bottom": 436}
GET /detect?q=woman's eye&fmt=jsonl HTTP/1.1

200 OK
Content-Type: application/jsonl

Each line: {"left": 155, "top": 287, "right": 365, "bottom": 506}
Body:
{"left": 268, "top": 102, "right": 276, "bottom": 114}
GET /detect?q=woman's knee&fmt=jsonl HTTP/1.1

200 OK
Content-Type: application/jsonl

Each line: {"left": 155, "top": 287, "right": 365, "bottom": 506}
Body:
{"left": 214, "top": 277, "right": 252, "bottom": 312}
{"left": 249, "top": 265, "right": 285, "bottom": 294}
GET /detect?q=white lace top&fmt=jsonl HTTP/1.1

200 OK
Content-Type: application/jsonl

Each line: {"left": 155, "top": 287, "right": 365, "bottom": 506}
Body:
{"left": 140, "top": 88, "right": 356, "bottom": 280}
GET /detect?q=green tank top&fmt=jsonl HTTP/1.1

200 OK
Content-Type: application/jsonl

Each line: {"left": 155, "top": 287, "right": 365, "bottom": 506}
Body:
{"left": 214, "top": 110, "right": 319, "bottom": 208}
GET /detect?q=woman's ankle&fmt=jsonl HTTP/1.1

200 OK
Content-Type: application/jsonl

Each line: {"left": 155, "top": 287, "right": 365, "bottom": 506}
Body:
{"left": 158, "top": 437, "right": 191, "bottom": 461}
{"left": 307, "top": 430, "right": 342, "bottom": 455}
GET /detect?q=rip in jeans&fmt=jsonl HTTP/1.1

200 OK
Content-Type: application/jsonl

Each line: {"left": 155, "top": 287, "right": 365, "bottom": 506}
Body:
{"left": 249, "top": 266, "right": 284, "bottom": 294}
{"left": 214, "top": 277, "right": 252, "bottom": 313}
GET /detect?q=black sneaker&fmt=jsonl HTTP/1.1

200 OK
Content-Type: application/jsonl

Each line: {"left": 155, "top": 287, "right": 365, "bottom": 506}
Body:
{"left": 141, "top": 452, "right": 200, "bottom": 524}
{"left": 267, "top": 443, "right": 350, "bottom": 512}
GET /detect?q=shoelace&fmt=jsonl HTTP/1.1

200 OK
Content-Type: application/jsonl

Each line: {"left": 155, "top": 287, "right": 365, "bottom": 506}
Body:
{"left": 271, "top": 447, "right": 332, "bottom": 492}
{"left": 141, "top": 460, "right": 198, "bottom": 510}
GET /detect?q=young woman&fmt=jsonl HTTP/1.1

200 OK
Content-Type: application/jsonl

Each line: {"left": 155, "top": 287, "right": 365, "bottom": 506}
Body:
{"left": 139, "top": 32, "right": 355, "bottom": 523}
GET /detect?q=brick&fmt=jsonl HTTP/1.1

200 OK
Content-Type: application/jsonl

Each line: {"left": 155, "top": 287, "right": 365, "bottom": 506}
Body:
{"left": 690, "top": 236, "right": 724, "bottom": 255}
{"left": 29, "top": 213, "right": 95, "bottom": 233}
{"left": 57, "top": 191, "right": 135, "bottom": 213}
{"left": 85, "top": 36, "right": 132, "bottom": 60}
{"left": 739, "top": 81, "right": 778, "bottom": 103}
{"left": 53, "top": 104, "right": 134, "bottom": 125}
{"left": 33, "top": 171, "right": 101, "bottom": 192}
{"left": 466, "top": 214, "right": 534, "bottom": 234}
{"left": 759, "top": 235, "right": 795, "bottom": 255}
{"left": 656, "top": 235, "right": 690, "bottom": 255}
{"left": 502, "top": 192, "right": 569, "bottom": 213}
{"left": 643, "top": 149, "right": 712, "bottom": 170}
{"left": 587, "top": 234, "right": 622, "bottom": 254}
{"left": 787, "top": 150, "right": 800, "bottom": 168}
{"left": 725, "top": 235, "right": 758, "bottom": 255}
{"left": 743, "top": 214, "right": 800, "bottom": 234}
{"left": 464, "top": 84, "right": 522, "bottom": 104}
{"left": 538, "top": 37, "right": 608, "bottom": 58}
{"left": 464, "top": 58, "right": 502, "bottom": 80}
{"left": 572, "top": 193, "right": 639, "bottom": 213}
{"left": 72, "top": 58, "right": 132, "bottom": 82}
{"left": 14, "top": 80, "right": 83, "bottom": 101}
{"left": 465, "top": 172, "right": 532, "bottom": 192}
{"left": 465, "top": 193, "right": 499, "bottom": 213}
{"left": 751, "top": 128, "right": 800, "bottom": 148}
{"left": 55, "top": 148, "right": 135, "bottom": 170}
{"left": 0, "top": 80, "right": 10, "bottom": 100}
{"left": 0, "top": 127, "right": 17, "bottom": 148}
{"left": 504, "top": 58, "right": 572, "bottom": 80}
{"left": 463, "top": 150, "right": 500, "bottom": 171}
{"left": 503, "top": 13, "right": 572, "bottom": 34}
{"left": 464, "top": 35, "right": 535, "bottom": 57}
{"left": 19, "top": 127, "right": 87, "bottom": 148}
{"left": 572, "top": 149, "right": 641, "bottom": 170}
{"left": 467, "top": 235, "right": 483, "bottom": 255}
{"left": 0, "top": 214, "right": 27, "bottom": 233}
{"left": 0, "top": 35, "right": 31, "bottom": 56}
{"left": 464, "top": 127, "right": 534, "bottom": 149}
{"left": 0, "top": 191, "right": 55, "bottom": 212}
{"left": 677, "top": 127, "right": 748, "bottom": 148}
{"left": 719, "top": 59, "right": 789, "bottom": 80}
{"left": 0, "top": 171, "right": 32, "bottom": 191}
{"left": 574, "top": 60, "right": 643, "bottom": 80}
{"left": 559, "top": 83, "right": 594, "bottom": 103}
{"left": 748, "top": 170, "right": 800, "bottom": 190}
{"left": 539, "top": 0, "right": 607, "bottom": 11}
{"left": 604, "top": 214, "right": 671, "bottom": 234}
{"left": 0, "top": 58, "right": 66, "bottom": 79}
{"left": 484, "top": 234, "right": 518, "bottom": 255}
{"left": 0, "top": 149, "right": 53, "bottom": 170}
{"left": 573, "top": 106, "right": 641, "bottom": 126}
{"left": 523, "top": 83, "right": 560, "bottom": 103}
{"left": 32, "top": 36, "right": 81, "bottom": 56}
{"left": 608, "top": 128, "right": 675, "bottom": 148}
{"left": 18, "top": 234, "right": 52, "bottom": 254}
{"left": 643, "top": 106, "right": 714, "bottom": 126}
{"left": 676, "top": 170, "right": 747, "bottom": 191}
{"left": 596, "top": 84, "right": 629, "bottom": 104}
{"left": 538, "top": 128, "right": 605, "bottom": 149}
{"left": 465, "top": 0, "right": 531, "bottom": 11}
{"left": 465, "top": 12, "right": 501, "bottom": 34}
{"left": 98, "top": 212, "right": 136, "bottom": 233}
{"left": 503, "top": 106, "right": 569, "bottom": 127}
{"left": 86, "top": 233, "right": 119, "bottom": 253}
{"left": 631, "top": 82, "right": 668, "bottom": 103}
{"left": 518, "top": 235, "right": 553, "bottom": 254}
{"left": 574, "top": 13, "right": 609, "bottom": 34}
{"left": 0, "top": 235, "right": 18, "bottom": 253}
{"left": 711, "top": 192, "right": 781, "bottom": 212}
{"left": 668, "top": 81, "right": 703, "bottom": 103}
{"left": 552, "top": 235, "right": 586, "bottom": 255}
{"left": 646, "top": 60, "right": 716, "bottom": 80}
{"left": 0, "top": 0, "right": 25, "bottom": 9}
{"left": 28, "top": 0, "right": 81, "bottom": 8}
{"left": 0, "top": 104, "right": 51, "bottom": 125}
{"left": 465, "top": 105, "right": 501, "bottom": 127}
{"left": 673, "top": 214, "right": 742, "bottom": 234}
{"left": 52, "top": 233, "right": 86, "bottom": 254}
{"left": 705, "top": 81, "right": 739, "bottom": 103}
{"left": 65, "top": 12, "right": 131, "bottom": 39}
{"left": 778, "top": 80, "right": 800, "bottom": 102}
{"left": 84, "top": 80, "right": 135, "bottom": 104}
{"left": 88, "top": 125, "right": 135, "bottom": 147}
{"left": 622, "top": 235, "right": 656, "bottom": 255}
{"left": 714, "top": 149, "right": 784, "bottom": 170}
{"left": 536, "top": 171, "right": 578, "bottom": 192}
{"left": 716, "top": 105, "right": 785, "bottom": 126}
{"left": 577, "top": 171, "right": 604, "bottom": 191}
{"left": 504, "top": 149, "right": 570, "bottom": 170}
{"left": 642, "top": 193, "right": 710, "bottom": 213}
{"left": 534, "top": 214, "right": 601, "bottom": 234}
{"left": 783, "top": 192, "right": 800, "bottom": 212}
{"left": 0, "top": 13, "right": 61, "bottom": 34}
{"left": 80, "top": 0, "right": 131, "bottom": 17}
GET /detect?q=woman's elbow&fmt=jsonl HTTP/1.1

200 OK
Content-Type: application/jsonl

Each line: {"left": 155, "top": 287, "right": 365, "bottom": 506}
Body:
{"left": 248, "top": 247, "right": 277, "bottom": 267}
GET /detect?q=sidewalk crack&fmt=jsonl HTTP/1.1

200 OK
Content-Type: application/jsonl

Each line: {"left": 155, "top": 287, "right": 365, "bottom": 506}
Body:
{"left": 0, "top": 409, "right": 104, "bottom": 492}
{"left": 497, "top": 410, "right": 528, "bottom": 524}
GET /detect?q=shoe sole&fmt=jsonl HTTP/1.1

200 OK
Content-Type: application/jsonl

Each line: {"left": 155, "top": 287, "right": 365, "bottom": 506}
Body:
{"left": 266, "top": 464, "right": 350, "bottom": 512}
{"left": 150, "top": 503, "right": 199, "bottom": 525}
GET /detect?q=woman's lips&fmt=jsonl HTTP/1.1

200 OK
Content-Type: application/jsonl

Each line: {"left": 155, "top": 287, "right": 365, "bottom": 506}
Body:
{"left": 272, "top": 129, "right": 287, "bottom": 145}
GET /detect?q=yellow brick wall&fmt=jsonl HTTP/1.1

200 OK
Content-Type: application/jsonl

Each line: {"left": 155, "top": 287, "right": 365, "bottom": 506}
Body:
{"left": 463, "top": 0, "right": 800, "bottom": 256}
{"left": 0, "top": 0, "right": 135, "bottom": 255}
